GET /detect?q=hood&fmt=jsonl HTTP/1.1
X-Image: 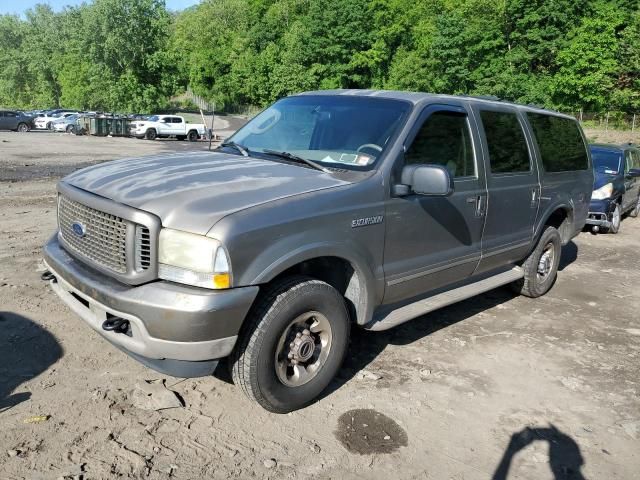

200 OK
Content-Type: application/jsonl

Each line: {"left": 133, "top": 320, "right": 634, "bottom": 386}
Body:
{"left": 62, "top": 151, "right": 350, "bottom": 235}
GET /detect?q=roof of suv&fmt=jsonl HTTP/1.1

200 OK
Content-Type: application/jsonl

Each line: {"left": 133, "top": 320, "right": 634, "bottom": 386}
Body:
{"left": 590, "top": 143, "right": 639, "bottom": 152}
{"left": 297, "top": 89, "right": 573, "bottom": 120}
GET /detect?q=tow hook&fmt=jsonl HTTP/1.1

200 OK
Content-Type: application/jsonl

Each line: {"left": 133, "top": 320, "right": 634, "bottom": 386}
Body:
{"left": 41, "top": 270, "right": 56, "bottom": 282}
{"left": 102, "top": 317, "right": 131, "bottom": 335}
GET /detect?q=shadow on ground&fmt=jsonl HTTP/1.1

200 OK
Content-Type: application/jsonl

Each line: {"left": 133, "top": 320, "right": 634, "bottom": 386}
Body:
{"left": 492, "top": 425, "right": 586, "bottom": 480}
{"left": 324, "top": 240, "right": 580, "bottom": 398}
{"left": 0, "top": 312, "right": 63, "bottom": 412}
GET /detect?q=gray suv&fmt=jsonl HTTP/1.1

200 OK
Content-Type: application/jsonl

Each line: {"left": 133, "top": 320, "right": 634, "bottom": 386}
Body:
{"left": 43, "top": 90, "right": 593, "bottom": 412}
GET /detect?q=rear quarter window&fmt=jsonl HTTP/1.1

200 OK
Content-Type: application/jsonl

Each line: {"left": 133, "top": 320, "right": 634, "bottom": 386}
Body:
{"left": 527, "top": 113, "right": 589, "bottom": 172}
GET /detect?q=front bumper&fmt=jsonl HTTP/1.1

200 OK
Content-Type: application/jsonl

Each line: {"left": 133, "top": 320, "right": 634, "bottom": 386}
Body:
{"left": 43, "top": 234, "right": 259, "bottom": 376}
{"left": 585, "top": 198, "right": 614, "bottom": 228}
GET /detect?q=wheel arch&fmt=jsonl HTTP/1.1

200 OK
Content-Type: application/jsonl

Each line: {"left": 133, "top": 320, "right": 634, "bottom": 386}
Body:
{"left": 252, "top": 248, "right": 377, "bottom": 326}
{"left": 537, "top": 204, "right": 574, "bottom": 245}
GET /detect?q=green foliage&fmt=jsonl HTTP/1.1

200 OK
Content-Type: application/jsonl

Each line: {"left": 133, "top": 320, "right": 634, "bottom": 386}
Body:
{"left": 0, "top": 0, "right": 637, "bottom": 113}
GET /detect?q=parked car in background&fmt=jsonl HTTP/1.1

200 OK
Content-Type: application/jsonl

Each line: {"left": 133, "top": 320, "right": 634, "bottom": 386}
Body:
{"left": 586, "top": 144, "right": 640, "bottom": 233}
{"left": 131, "top": 115, "right": 206, "bottom": 141}
{"left": 35, "top": 111, "right": 78, "bottom": 130}
{"left": 0, "top": 110, "right": 34, "bottom": 132}
{"left": 43, "top": 90, "right": 593, "bottom": 413}
{"left": 52, "top": 113, "right": 82, "bottom": 133}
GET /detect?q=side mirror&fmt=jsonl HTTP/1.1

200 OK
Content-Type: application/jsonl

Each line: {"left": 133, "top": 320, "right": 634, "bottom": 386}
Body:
{"left": 397, "top": 164, "right": 454, "bottom": 196}
{"left": 627, "top": 168, "right": 640, "bottom": 178}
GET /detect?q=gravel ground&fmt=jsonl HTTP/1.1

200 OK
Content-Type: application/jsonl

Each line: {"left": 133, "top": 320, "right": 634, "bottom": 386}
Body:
{"left": 1, "top": 129, "right": 639, "bottom": 479}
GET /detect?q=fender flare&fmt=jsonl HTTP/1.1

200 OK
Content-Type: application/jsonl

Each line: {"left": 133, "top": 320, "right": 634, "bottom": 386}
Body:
{"left": 251, "top": 242, "right": 380, "bottom": 326}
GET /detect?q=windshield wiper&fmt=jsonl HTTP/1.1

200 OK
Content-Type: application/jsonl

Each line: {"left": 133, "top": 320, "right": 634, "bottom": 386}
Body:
{"left": 262, "top": 149, "right": 331, "bottom": 173}
{"left": 219, "top": 141, "right": 250, "bottom": 157}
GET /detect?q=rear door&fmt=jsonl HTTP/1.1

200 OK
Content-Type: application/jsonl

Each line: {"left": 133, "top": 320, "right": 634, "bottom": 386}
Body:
{"left": 472, "top": 106, "right": 540, "bottom": 274}
{"left": 0, "top": 111, "right": 7, "bottom": 130}
{"left": 383, "top": 103, "right": 487, "bottom": 304}
{"left": 172, "top": 117, "right": 185, "bottom": 135}
{"left": 4, "top": 111, "right": 19, "bottom": 130}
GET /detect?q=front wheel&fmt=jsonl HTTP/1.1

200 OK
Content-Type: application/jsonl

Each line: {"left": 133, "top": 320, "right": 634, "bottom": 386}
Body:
{"left": 145, "top": 128, "right": 157, "bottom": 140}
{"left": 66, "top": 124, "right": 76, "bottom": 134}
{"left": 230, "top": 276, "right": 350, "bottom": 413}
{"left": 17, "top": 122, "right": 29, "bottom": 132}
{"left": 511, "top": 226, "right": 562, "bottom": 298}
{"left": 605, "top": 203, "right": 621, "bottom": 234}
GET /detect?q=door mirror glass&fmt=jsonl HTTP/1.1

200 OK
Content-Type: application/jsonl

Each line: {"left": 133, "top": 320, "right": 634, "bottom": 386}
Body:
{"left": 400, "top": 164, "right": 454, "bottom": 196}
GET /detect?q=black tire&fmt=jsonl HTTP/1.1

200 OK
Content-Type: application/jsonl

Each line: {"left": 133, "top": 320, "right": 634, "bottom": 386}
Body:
{"left": 46, "top": 122, "right": 53, "bottom": 130}
{"left": 145, "top": 128, "right": 157, "bottom": 140}
{"left": 230, "top": 276, "right": 350, "bottom": 413}
{"left": 629, "top": 197, "right": 640, "bottom": 218}
{"left": 511, "top": 226, "right": 562, "bottom": 298}
{"left": 187, "top": 130, "right": 199, "bottom": 142}
{"left": 66, "top": 124, "right": 76, "bottom": 134}
{"left": 17, "top": 122, "right": 29, "bottom": 133}
{"left": 604, "top": 203, "right": 621, "bottom": 234}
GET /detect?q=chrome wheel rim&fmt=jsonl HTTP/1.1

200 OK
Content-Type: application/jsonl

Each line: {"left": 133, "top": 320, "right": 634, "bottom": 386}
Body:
{"left": 612, "top": 205, "right": 621, "bottom": 230}
{"left": 537, "top": 242, "right": 555, "bottom": 281}
{"left": 275, "top": 311, "right": 332, "bottom": 387}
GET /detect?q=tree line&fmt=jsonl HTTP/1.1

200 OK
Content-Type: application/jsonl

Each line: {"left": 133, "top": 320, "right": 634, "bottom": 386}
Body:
{"left": 0, "top": 0, "right": 638, "bottom": 114}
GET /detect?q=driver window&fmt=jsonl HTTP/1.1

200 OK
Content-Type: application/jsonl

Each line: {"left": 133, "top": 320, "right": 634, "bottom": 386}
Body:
{"left": 405, "top": 111, "right": 476, "bottom": 178}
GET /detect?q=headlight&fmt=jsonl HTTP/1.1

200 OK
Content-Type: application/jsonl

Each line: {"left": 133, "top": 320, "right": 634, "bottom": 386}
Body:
{"left": 158, "top": 229, "right": 231, "bottom": 289}
{"left": 591, "top": 183, "right": 614, "bottom": 200}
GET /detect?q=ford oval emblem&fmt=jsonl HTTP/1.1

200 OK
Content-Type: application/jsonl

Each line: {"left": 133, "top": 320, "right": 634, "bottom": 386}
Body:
{"left": 71, "top": 222, "right": 86, "bottom": 238}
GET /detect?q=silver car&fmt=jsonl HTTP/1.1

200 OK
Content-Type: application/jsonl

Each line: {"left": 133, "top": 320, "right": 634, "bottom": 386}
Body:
{"left": 52, "top": 113, "right": 81, "bottom": 133}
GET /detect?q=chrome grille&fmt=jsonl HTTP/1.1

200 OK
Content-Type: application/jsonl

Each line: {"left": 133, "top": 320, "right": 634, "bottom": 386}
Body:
{"left": 135, "top": 225, "right": 151, "bottom": 271}
{"left": 58, "top": 195, "right": 128, "bottom": 273}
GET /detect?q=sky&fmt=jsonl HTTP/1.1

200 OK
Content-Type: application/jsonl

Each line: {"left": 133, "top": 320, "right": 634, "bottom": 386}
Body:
{"left": 0, "top": 0, "right": 201, "bottom": 16}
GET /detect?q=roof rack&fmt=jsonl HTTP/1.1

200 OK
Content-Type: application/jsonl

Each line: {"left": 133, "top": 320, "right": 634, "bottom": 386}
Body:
{"left": 461, "top": 94, "right": 501, "bottom": 102}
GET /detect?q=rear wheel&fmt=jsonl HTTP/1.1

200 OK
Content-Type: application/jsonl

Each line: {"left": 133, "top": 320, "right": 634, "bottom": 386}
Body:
{"left": 145, "top": 128, "right": 157, "bottom": 140}
{"left": 66, "top": 124, "right": 76, "bottom": 134}
{"left": 230, "top": 276, "right": 350, "bottom": 413}
{"left": 512, "top": 226, "right": 561, "bottom": 298}
{"left": 605, "top": 203, "right": 621, "bottom": 234}
{"left": 17, "top": 122, "right": 29, "bottom": 132}
{"left": 187, "top": 130, "right": 199, "bottom": 142}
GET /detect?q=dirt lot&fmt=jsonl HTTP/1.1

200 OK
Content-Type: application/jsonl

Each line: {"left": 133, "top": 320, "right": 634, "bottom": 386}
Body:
{"left": 1, "top": 129, "right": 639, "bottom": 480}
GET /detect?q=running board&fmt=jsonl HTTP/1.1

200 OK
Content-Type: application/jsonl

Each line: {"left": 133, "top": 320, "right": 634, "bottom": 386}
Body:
{"left": 365, "top": 266, "right": 524, "bottom": 332}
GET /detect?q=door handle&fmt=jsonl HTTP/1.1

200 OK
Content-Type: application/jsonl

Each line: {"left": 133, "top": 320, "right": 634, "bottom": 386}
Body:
{"left": 467, "top": 195, "right": 485, "bottom": 217}
{"left": 531, "top": 187, "right": 540, "bottom": 207}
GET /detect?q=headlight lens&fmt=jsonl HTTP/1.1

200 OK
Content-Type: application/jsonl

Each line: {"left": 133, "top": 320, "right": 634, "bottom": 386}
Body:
{"left": 158, "top": 229, "right": 231, "bottom": 289}
{"left": 591, "top": 183, "right": 614, "bottom": 200}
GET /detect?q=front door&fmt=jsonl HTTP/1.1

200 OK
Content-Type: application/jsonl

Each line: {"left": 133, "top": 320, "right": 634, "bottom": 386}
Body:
{"left": 383, "top": 104, "right": 487, "bottom": 304}
{"left": 623, "top": 149, "right": 640, "bottom": 210}
{"left": 472, "top": 106, "right": 540, "bottom": 274}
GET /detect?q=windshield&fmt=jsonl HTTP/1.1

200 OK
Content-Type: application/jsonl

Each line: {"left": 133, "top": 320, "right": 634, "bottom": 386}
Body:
{"left": 147, "top": 115, "right": 159, "bottom": 122}
{"left": 591, "top": 149, "right": 622, "bottom": 174}
{"left": 227, "top": 95, "right": 411, "bottom": 170}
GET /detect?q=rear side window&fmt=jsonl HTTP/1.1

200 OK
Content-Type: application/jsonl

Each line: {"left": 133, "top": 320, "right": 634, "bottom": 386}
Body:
{"left": 527, "top": 113, "right": 588, "bottom": 172}
{"left": 480, "top": 110, "right": 530, "bottom": 173}
{"left": 405, "top": 111, "right": 475, "bottom": 178}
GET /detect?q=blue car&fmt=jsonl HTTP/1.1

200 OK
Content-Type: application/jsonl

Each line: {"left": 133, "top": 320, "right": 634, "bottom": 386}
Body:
{"left": 586, "top": 144, "right": 640, "bottom": 233}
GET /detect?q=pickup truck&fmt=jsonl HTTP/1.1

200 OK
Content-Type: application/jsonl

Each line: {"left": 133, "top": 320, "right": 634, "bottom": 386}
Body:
{"left": 131, "top": 115, "right": 206, "bottom": 141}
{"left": 43, "top": 90, "right": 593, "bottom": 413}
